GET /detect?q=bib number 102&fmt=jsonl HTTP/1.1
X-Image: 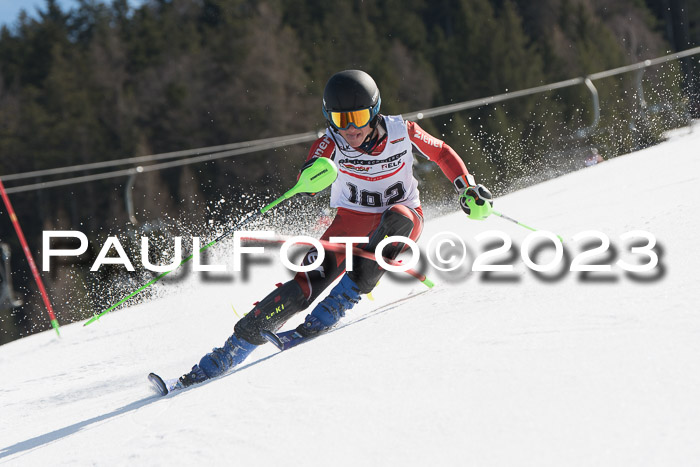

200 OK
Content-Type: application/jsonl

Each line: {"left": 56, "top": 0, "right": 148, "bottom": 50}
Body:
{"left": 347, "top": 182, "right": 406, "bottom": 207}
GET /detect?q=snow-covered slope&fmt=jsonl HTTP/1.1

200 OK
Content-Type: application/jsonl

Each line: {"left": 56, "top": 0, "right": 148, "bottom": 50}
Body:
{"left": 2, "top": 125, "right": 700, "bottom": 466}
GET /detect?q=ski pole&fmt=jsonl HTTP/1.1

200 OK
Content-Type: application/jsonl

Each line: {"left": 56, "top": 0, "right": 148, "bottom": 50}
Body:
{"left": 83, "top": 158, "right": 339, "bottom": 326}
{"left": 83, "top": 210, "right": 262, "bottom": 326}
{"left": 492, "top": 209, "right": 564, "bottom": 243}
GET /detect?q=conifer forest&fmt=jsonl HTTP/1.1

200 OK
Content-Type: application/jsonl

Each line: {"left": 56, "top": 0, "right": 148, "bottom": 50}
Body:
{"left": 0, "top": 0, "right": 697, "bottom": 343}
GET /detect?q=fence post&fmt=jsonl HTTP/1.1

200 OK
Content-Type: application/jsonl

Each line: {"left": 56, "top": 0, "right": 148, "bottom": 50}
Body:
{"left": 575, "top": 77, "right": 601, "bottom": 138}
{"left": 125, "top": 173, "right": 138, "bottom": 225}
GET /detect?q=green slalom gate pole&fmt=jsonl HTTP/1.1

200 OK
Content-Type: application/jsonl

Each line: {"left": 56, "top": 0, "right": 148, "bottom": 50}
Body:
{"left": 83, "top": 158, "right": 339, "bottom": 326}
{"left": 492, "top": 210, "right": 564, "bottom": 243}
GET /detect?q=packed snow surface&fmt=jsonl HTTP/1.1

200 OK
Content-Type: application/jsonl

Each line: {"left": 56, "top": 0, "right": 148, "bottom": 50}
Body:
{"left": 2, "top": 125, "right": 700, "bottom": 466}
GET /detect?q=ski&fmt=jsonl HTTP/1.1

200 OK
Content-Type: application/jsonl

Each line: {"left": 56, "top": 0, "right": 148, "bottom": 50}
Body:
{"left": 260, "top": 329, "right": 313, "bottom": 351}
{"left": 261, "top": 287, "right": 432, "bottom": 352}
{"left": 149, "top": 287, "right": 432, "bottom": 393}
{"left": 148, "top": 372, "right": 181, "bottom": 396}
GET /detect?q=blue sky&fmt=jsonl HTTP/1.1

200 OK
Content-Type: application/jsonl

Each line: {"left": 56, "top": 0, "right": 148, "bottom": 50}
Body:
{"left": 0, "top": 0, "right": 79, "bottom": 27}
{"left": 0, "top": 0, "right": 142, "bottom": 29}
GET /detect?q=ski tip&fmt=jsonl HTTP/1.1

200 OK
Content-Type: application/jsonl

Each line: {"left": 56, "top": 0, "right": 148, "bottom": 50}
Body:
{"left": 148, "top": 372, "right": 169, "bottom": 396}
{"left": 260, "top": 330, "right": 284, "bottom": 351}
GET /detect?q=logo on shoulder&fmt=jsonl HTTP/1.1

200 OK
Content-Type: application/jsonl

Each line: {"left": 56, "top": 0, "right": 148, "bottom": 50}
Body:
{"left": 313, "top": 136, "right": 333, "bottom": 158}
{"left": 390, "top": 137, "right": 405, "bottom": 144}
{"left": 414, "top": 132, "right": 442, "bottom": 148}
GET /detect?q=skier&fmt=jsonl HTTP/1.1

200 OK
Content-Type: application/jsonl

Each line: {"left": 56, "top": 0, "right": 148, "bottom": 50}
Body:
{"left": 176, "top": 70, "right": 493, "bottom": 388}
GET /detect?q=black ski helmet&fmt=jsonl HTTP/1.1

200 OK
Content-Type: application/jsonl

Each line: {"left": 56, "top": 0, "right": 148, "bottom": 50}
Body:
{"left": 322, "top": 70, "right": 381, "bottom": 129}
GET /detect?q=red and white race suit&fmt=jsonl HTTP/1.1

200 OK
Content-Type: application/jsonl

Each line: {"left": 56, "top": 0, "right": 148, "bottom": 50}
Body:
{"left": 291, "top": 114, "right": 473, "bottom": 300}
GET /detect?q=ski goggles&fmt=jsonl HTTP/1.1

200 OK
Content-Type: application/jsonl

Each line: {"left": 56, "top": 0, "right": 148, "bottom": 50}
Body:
{"left": 323, "top": 99, "right": 381, "bottom": 130}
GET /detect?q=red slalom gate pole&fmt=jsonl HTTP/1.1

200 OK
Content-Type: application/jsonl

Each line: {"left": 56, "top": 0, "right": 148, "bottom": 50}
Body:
{"left": 0, "top": 179, "right": 60, "bottom": 337}
{"left": 241, "top": 236, "right": 435, "bottom": 287}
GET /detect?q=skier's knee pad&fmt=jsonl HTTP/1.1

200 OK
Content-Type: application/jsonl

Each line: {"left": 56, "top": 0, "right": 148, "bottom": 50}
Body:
{"left": 348, "top": 205, "right": 423, "bottom": 293}
{"left": 234, "top": 280, "right": 308, "bottom": 345}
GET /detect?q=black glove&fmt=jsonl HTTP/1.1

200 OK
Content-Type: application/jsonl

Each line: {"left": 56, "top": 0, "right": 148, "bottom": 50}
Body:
{"left": 453, "top": 175, "right": 493, "bottom": 220}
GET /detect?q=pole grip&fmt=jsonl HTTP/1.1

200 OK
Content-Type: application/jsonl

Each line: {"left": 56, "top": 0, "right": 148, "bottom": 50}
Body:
{"left": 261, "top": 190, "right": 293, "bottom": 214}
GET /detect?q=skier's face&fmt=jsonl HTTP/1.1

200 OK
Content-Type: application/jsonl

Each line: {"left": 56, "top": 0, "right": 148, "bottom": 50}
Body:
{"left": 339, "top": 124, "right": 373, "bottom": 148}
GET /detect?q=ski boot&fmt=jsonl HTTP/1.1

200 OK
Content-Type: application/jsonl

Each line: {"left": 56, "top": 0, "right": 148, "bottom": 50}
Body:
{"left": 176, "top": 364, "right": 208, "bottom": 389}
{"left": 176, "top": 334, "right": 257, "bottom": 388}
{"left": 296, "top": 274, "right": 361, "bottom": 337}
